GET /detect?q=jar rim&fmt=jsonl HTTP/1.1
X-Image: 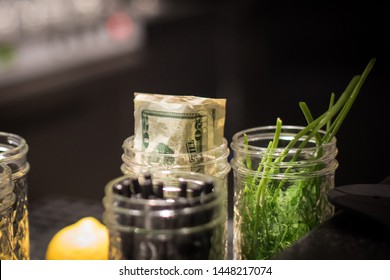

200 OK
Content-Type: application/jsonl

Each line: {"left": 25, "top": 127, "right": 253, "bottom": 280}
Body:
{"left": 103, "top": 170, "right": 225, "bottom": 211}
{"left": 102, "top": 208, "right": 225, "bottom": 235}
{"left": 230, "top": 157, "right": 339, "bottom": 178}
{"left": 0, "top": 131, "right": 29, "bottom": 163}
{"left": 230, "top": 125, "right": 339, "bottom": 177}
{"left": 123, "top": 135, "right": 229, "bottom": 157}
{"left": 103, "top": 194, "right": 223, "bottom": 219}
{"left": 121, "top": 153, "right": 231, "bottom": 172}
{"left": 231, "top": 125, "right": 337, "bottom": 154}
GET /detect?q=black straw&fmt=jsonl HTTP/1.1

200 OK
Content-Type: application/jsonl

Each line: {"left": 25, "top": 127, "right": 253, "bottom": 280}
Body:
{"left": 156, "top": 182, "right": 164, "bottom": 199}
{"left": 112, "top": 180, "right": 131, "bottom": 197}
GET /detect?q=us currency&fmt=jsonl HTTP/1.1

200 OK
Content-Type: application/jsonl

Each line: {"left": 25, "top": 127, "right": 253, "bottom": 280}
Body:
{"left": 133, "top": 93, "right": 226, "bottom": 169}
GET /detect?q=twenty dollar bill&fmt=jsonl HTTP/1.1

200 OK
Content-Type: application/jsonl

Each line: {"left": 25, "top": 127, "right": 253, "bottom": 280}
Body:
{"left": 133, "top": 93, "right": 226, "bottom": 165}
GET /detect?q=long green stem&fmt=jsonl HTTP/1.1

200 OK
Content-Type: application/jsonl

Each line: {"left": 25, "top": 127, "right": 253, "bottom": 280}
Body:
{"left": 275, "top": 74, "right": 363, "bottom": 190}
{"left": 255, "top": 118, "right": 282, "bottom": 207}
{"left": 278, "top": 73, "right": 362, "bottom": 165}
{"left": 299, "top": 101, "right": 322, "bottom": 144}
{"left": 327, "top": 93, "right": 336, "bottom": 131}
{"left": 323, "top": 58, "right": 376, "bottom": 142}
{"left": 252, "top": 118, "right": 282, "bottom": 253}
{"left": 244, "top": 133, "right": 252, "bottom": 170}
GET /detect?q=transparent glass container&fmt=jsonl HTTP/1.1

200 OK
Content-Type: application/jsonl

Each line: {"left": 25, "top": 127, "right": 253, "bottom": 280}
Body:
{"left": 121, "top": 135, "right": 231, "bottom": 256}
{"left": 0, "top": 132, "right": 30, "bottom": 260}
{"left": 103, "top": 170, "right": 226, "bottom": 260}
{"left": 0, "top": 164, "right": 16, "bottom": 260}
{"left": 230, "top": 126, "right": 338, "bottom": 260}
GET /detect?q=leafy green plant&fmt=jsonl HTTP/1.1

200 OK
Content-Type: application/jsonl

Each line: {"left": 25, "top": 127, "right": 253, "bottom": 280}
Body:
{"left": 239, "top": 58, "right": 376, "bottom": 260}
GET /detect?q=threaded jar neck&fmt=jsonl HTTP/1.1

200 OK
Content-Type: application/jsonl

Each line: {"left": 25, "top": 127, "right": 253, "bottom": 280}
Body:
{"left": 0, "top": 132, "right": 30, "bottom": 180}
{"left": 103, "top": 170, "right": 225, "bottom": 233}
{"left": 230, "top": 125, "right": 338, "bottom": 179}
{"left": 121, "top": 135, "right": 231, "bottom": 177}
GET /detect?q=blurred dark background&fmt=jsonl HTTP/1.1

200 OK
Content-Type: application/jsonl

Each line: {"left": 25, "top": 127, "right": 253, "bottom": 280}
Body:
{"left": 1, "top": 0, "right": 389, "bottom": 213}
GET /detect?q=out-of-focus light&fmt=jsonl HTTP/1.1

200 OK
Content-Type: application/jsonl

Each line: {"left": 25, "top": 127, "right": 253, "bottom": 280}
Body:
{"left": 131, "top": 0, "right": 161, "bottom": 16}
{"left": 72, "top": 0, "right": 102, "bottom": 18}
{"left": 17, "top": 0, "right": 48, "bottom": 33}
{"left": 0, "top": 45, "right": 16, "bottom": 66}
{"left": 48, "top": 33, "right": 77, "bottom": 60}
{"left": 106, "top": 12, "right": 133, "bottom": 42}
{"left": 45, "top": 0, "right": 72, "bottom": 28}
{"left": 0, "top": 3, "right": 19, "bottom": 41}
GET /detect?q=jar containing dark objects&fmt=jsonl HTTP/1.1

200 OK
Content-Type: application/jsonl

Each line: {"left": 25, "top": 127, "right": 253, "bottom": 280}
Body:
{"left": 102, "top": 170, "right": 226, "bottom": 260}
{"left": 0, "top": 131, "right": 30, "bottom": 260}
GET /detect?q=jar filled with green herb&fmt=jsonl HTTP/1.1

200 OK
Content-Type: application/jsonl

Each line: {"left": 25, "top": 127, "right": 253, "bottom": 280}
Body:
{"left": 231, "top": 125, "right": 338, "bottom": 260}
{"left": 230, "top": 58, "right": 375, "bottom": 260}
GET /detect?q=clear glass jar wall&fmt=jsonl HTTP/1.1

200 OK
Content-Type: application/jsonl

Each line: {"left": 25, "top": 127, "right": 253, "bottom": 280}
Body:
{"left": 0, "top": 164, "right": 16, "bottom": 260}
{"left": 230, "top": 126, "right": 338, "bottom": 260}
{"left": 0, "top": 132, "right": 30, "bottom": 260}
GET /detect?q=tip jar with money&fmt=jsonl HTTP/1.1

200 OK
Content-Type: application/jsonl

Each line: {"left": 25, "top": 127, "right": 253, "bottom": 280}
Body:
{"left": 120, "top": 93, "right": 231, "bottom": 258}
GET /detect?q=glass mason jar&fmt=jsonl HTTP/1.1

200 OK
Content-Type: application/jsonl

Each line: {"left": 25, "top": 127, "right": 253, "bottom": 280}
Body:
{"left": 230, "top": 126, "right": 338, "bottom": 260}
{"left": 0, "top": 164, "right": 16, "bottom": 260}
{"left": 103, "top": 170, "right": 226, "bottom": 260}
{"left": 0, "top": 132, "right": 30, "bottom": 260}
{"left": 121, "top": 135, "right": 231, "bottom": 257}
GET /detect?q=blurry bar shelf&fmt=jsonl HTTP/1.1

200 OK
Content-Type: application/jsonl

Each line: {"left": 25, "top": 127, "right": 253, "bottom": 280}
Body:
{"left": 0, "top": 20, "right": 145, "bottom": 105}
{"left": 0, "top": 0, "right": 215, "bottom": 106}
{"left": 0, "top": 22, "right": 144, "bottom": 87}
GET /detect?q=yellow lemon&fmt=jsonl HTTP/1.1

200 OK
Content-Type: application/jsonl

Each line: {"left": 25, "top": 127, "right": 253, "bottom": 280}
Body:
{"left": 45, "top": 216, "right": 109, "bottom": 260}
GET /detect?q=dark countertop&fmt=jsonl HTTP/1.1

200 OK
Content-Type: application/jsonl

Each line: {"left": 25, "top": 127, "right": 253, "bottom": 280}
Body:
{"left": 29, "top": 195, "right": 105, "bottom": 260}
{"left": 274, "top": 178, "right": 390, "bottom": 260}
{"left": 29, "top": 194, "right": 235, "bottom": 260}
{"left": 273, "top": 210, "right": 390, "bottom": 260}
{"left": 29, "top": 194, "right": 390, "bottom": 260}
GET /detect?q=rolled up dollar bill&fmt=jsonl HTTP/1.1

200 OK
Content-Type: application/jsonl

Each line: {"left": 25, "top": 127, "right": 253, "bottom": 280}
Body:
{"left": 133, "top": 93, "right": 226, "bottom": 157}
